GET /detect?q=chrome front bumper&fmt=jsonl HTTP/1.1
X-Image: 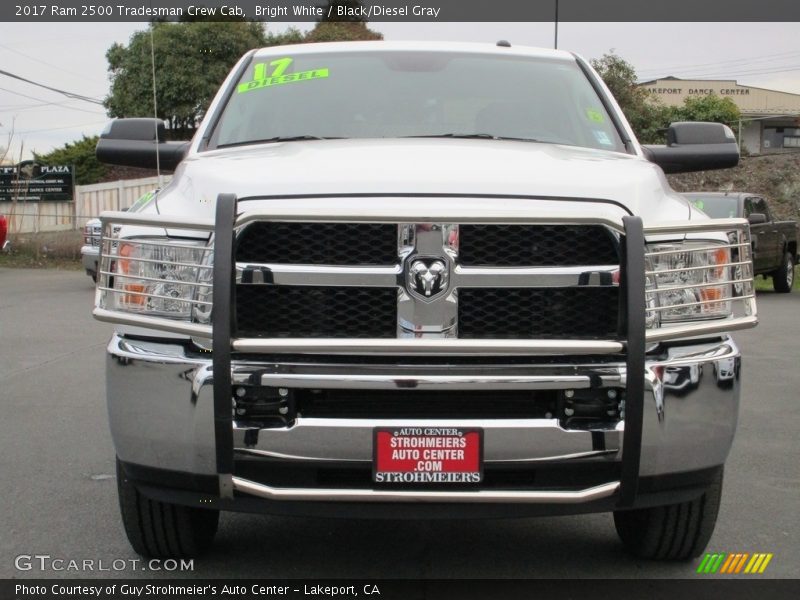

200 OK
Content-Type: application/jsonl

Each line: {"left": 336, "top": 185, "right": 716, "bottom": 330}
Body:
{"left": 106, "top": 333, "right": 741, "bottom": 506}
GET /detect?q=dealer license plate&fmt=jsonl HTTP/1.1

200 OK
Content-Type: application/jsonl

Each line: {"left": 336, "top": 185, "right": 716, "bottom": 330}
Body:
{"left": 373, "top": 427, "right": 483, "bottom": 484}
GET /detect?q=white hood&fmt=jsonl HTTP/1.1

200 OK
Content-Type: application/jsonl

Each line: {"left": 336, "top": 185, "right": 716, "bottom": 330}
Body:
{"left": 155, "top": 138, "right": 690, "bottom": 224}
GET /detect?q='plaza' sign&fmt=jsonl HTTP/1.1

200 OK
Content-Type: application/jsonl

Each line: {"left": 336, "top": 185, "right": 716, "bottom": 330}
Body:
{"left": 0, "top": 161, "right": 74, "bottom": 202}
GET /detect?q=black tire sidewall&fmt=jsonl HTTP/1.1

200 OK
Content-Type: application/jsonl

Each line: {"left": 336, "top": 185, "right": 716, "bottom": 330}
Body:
{"left": 773, "top": 252, "right": 794, "bottom": 293}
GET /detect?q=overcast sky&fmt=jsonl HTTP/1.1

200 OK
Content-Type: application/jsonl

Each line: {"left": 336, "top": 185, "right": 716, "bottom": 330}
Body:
{"left": 1, "top": 21, "right": 799, "bottom": 160}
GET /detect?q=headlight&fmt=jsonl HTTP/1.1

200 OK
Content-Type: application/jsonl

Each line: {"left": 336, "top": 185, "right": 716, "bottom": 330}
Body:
{"left": 111, "top": 238, "right": 212, "bottom": 320}
{"left": 645, "top": 241, "right": 732, "bottom": 327}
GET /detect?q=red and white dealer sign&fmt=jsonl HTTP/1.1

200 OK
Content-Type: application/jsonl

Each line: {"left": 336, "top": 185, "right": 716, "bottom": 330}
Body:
{"left": 373, "top": 427, "right": 483, "bottom": 483}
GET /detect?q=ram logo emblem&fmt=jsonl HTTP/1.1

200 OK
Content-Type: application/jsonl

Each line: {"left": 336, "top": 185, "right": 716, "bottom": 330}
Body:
{"left": 407, "top": 258, "right": 449, "bottom": 299}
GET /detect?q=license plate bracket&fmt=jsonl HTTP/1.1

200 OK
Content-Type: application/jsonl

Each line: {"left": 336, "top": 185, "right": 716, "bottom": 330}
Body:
{"left": 373, "top": 427, "right": 483, "bottom": 484}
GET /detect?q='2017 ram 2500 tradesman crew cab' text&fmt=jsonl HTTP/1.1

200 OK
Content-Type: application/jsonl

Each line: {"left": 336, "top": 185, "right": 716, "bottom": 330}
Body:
{"left": 92, "top": 42, "right": 756, "bottom": 561}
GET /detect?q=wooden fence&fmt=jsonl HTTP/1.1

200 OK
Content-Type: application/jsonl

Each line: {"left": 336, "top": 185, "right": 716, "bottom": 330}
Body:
{"left": 0, "top": 176, "right": 171, "bottom": 234}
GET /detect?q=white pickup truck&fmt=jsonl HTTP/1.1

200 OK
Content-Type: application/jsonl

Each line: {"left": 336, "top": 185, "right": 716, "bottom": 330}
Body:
{"left": 93, "top": 41, "right": 756, "bottom": 561}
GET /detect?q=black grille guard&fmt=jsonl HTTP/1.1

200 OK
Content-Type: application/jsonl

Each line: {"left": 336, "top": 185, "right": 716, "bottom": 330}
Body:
{"left": 93, "top": 193, "right": 758, "bottom": 507}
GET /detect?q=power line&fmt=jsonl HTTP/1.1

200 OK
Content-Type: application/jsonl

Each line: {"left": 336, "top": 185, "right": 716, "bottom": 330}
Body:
{"left": 0, "top": 98, "right": 75, "bottom": 109}
{"left": 638, "top": 49, "right": 800, "bottom": 77}
{"left": 0, "top": 88, "right": 105, "bottom": 114}
{"left": 638, "top": 65, "right": 800, "bottom": 90}
{"left": 7, "top": 120, "right": 108, "bottom": 135}
{"left": 641, "top": 66, "right": 800, "bottom": 80}
{"left": 704, "top": 65, "right": 800, "bottom": 78}
{"left": 0, "top": 85, "right": 75, "bottom": 104}
{"left": 657, "top": 65, "right": 800, "bottom": 80}
{"left": 0, "top": 43, "right": 107, "bottom": 88}
{"left": 0, "top": 68, "right": 103, "bottom": 104}
{"left": 8, "top": 104, "right": 105, "bottom": 115}
{"left": 0, "top": 87, "right": 105, "bottom": 115}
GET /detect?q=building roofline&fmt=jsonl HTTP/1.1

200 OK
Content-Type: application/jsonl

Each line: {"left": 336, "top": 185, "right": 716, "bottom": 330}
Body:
{"left": 638, "top": 77, "right": 800, "bottom": 99}
{"left": 740, "top": 111, "right": 800, "bottom": 118}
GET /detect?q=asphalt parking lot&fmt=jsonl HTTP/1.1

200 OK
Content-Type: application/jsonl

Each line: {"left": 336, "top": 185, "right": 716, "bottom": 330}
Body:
{"left": 1, "top": 267, "right": 798, "bottom": 579}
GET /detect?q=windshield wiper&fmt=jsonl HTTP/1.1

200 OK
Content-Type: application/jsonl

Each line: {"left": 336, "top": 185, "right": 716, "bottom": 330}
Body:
{"left": 403, "top": 133, "right": 543, "bottom": 143}
{"left": 217, "top": 135, "right": 341, "bottom": 149}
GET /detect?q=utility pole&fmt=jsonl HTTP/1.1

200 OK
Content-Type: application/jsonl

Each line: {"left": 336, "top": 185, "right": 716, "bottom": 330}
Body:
{"left": 554, "top": 0, "right": 559, "bottom": 49}
{"left": 738, "top": 118, "right": 742, "bottom": 150}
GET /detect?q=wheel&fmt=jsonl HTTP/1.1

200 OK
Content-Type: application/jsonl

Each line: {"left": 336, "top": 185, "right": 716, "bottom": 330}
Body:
{"left": 613, "top": 468, "right": 723, "bottom": 560}
{"left": 773, "top": 252, "right": 794, "bottom": 293}
{"left": 116, "top": 458, "right": 219, "bottom": 558}
{"left": 91, "top": 272, "right": 97, "bottom": 283}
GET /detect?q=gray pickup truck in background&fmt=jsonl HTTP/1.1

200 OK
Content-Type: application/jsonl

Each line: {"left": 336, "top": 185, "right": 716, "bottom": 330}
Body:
{"left": 684, "top": 192, "right": 798, "bottom": 292}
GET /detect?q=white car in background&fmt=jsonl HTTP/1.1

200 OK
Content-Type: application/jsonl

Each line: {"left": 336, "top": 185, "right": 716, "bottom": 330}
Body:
{"left": 81, "top": 218, "right": 102, "bottom": 281}
{"left": 81, "top": 191, "right": 157, "bottom": 281}
{"left": 714, "top": 357, "right": 737, "bottom": 388}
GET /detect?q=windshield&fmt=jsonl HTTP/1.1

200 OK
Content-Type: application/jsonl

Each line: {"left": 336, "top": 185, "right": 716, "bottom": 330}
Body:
{"left": 209, "top": 51, "right": 626, "bottom": 153}
{"left": 686, "top": 195, "right": 739, "bottom": 219}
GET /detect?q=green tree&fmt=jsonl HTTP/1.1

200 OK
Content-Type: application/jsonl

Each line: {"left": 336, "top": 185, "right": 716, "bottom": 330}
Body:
{"left": 590, "top": 51, "right": 671, "bottom": 144}
{"left": 34, "top": 135, "right": 107, "bottom": 185}
{"left": 104, "top": 17, "right": 382, "bottom": 139}
{"left": 304, "top": 20, "right": 383, "bottom": 43}
{"left": 670, "top": 94, "right": 741, "bottom": 135}
{"left": 104, "top": 21, "right": 267, "bottom": 137}
{"left": 265, "top": 26, "right": 306, "bottom": 47}
{"left": 303, "top": 1, "right": 383, "bottom": 42}
{"left": 592, "top": 51, "right": 743, "bottom": 144}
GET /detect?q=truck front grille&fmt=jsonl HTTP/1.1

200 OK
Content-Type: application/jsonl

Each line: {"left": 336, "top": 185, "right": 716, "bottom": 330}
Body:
{"left": 233, "top": 218, "right": 621, "bottom": 341}
{"left": 236, "top": 285, "right": 397, "bottom": 338}
{"left": 294, "top": 389, "right": 555, "bottom": 419}
{"left": 459, "top": 224, "right": 618, "bottom": 266}
{"left": 236, "top": 222, "right": 397, "bottom": 265}
{"left": 458, "top": 287, "right": 620, "bottom": 339}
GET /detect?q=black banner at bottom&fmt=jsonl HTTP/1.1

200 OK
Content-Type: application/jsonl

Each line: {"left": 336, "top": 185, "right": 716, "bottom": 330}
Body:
{"left": 4, "top": 579, "right": 799, "bottom": 600}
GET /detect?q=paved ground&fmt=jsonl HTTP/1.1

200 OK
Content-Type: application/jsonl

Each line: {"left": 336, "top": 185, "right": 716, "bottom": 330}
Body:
{"left": 1, "top": 267, "right": 798, "bottom": 579}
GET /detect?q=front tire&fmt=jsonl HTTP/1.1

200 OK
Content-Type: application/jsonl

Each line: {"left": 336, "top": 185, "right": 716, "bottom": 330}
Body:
{"left": 613, "top": 468, "right": 723, "bottom": 560}
{"left": 773, "top": 252, "right": 794, "bottom": 293}
{"left": 116, "top": 458, "right": 219, "bottom": 558}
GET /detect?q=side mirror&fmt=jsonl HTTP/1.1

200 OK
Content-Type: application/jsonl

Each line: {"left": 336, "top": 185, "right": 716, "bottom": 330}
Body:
{"left": 642, "top": 122, "right": 739, "bottom": 174}
{"left": 96, "top": 119, "right": 190, "bottom": 171}
{"left": 747, "top": 213, "right": 767, "bottom": 225}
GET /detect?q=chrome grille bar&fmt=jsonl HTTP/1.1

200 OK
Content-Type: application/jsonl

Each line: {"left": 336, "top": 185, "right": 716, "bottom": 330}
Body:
{"left": 235, "top": 263, "right": 621, "bottom": 289}
{"left": 232, "top": 338, "right": 625, "bottom": 355}
{"left": 453, "top": 265, "right": 619, "bottom": 288}
{"left": 645, "top": 259, "right": 752, "bottom": 276}
{"left": 647, "top": 294, "right": 755, "bottom": 312}
{"left": 237, "top": 264, "right": 401, "bottom": 287}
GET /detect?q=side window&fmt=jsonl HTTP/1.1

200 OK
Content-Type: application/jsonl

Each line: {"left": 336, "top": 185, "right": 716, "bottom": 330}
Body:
{"left": 743, "top": 198, "right": 754, "bottom": 217}
{"left": 753, "top": 198, "right": 771, "bottom": 221}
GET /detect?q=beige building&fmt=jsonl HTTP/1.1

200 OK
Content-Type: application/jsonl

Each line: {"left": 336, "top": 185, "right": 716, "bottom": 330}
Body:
{"left": 639, "top": 77, "right": 800, "bottom": 155}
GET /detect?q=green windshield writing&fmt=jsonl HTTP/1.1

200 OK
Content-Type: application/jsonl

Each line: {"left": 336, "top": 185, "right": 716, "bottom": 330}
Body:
{"left": 238, "top": 57, "right": 329, "bottom": 94}
{"left": 585, "top": 108, "right": 605, "bottom": 123}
